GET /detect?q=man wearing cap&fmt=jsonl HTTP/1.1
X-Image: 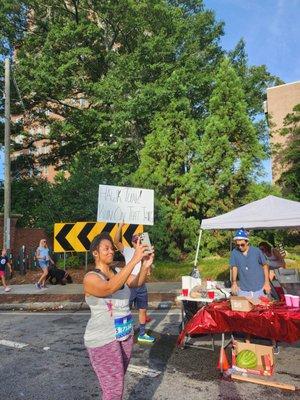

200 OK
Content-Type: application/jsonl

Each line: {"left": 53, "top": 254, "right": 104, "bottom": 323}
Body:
{"left": 114, "top": 223, "right": 155, "bottom": 343}
{"left": 230, "top": 229, "right": 271, "bottom": 299}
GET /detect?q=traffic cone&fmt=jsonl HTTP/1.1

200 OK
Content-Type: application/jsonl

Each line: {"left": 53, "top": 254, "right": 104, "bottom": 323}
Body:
{"left": 217, "top": 347, "right": 230, "bottom": 371}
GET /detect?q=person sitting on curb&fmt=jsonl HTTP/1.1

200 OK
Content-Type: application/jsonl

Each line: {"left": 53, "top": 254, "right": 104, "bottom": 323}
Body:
{"left": 114, "top": 223, "right": 155, "bottom": 344}
{"left": 35, "top": 239, "right": 54, "bottom": 289}
{"left": 0, "top": 248, "right": 12, "bottom": 292}
{"left": 230, "top": 229, "right": 271, "bottom": 299}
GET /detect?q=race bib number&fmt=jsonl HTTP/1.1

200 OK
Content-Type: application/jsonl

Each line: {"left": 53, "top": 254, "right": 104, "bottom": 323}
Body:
{"left": 114, "top": 314, "right": 133, "bottom": 340}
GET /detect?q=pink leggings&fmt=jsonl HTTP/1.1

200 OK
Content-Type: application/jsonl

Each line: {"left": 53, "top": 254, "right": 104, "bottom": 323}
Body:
{"left": 87, "top": 335, "right": 133, "bottom": 400}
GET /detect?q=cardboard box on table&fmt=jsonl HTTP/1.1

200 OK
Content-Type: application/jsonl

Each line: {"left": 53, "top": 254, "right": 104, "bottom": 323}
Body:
{"left": 230, "top": 296, "right": 262, "bottom": 312}
{"left": 232, "top": 341, "right": 274, "bottom": 376}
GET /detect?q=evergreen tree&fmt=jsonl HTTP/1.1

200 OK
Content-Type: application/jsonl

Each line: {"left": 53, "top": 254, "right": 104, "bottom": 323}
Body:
{"left": 199, "top": 58, "right": 264, "bottom": 217}
{"left": 278, "top": 104, "right": 300, "bottom": 200}
{"left": 133, "top": 99, "right": 202, "bottom": 259}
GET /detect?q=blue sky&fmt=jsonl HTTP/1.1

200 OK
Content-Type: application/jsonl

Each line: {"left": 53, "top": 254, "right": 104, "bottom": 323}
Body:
{"left": 204, "top": 0, "right": 300, "bottom": 182}
{"left": 1, "top": 1, "right": 299, "bottom": 182}
{"left": 205, "top": 0, "right": 300, "bottom": 84}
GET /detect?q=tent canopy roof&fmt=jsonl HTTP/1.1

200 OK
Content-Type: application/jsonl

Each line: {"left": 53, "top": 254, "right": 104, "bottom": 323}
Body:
{"left": 201, "top": 195, "right": 300, "bottom": 230}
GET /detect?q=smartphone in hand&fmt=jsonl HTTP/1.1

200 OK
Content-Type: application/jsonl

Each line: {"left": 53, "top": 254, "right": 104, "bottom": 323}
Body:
{"left": 140, "top": 232, "right": 153, "bottom": 253}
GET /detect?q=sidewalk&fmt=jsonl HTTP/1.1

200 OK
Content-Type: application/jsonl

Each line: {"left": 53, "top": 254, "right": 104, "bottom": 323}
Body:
{"left": 0, "top": 282, "right": 181, "bottom": 311}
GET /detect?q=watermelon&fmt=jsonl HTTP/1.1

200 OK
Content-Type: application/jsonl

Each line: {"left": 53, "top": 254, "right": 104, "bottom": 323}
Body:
{"left": 236, "top": 350, "right": 257, "bottom": 369}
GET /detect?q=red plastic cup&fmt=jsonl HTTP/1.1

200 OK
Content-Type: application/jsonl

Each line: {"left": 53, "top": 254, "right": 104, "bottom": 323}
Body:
{"left": 208, "top": 290, "right": 215, "bottom": 299}
{"left": 182, "top": 289, "right": 189, "bottom": 297}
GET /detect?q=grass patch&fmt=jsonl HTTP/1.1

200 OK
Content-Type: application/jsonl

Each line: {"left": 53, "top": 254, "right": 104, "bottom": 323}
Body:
{"left": 286, "top": 246, "right": 300, "bottom": 262}
{"left": 152, "top": 257, "right": 230, "bottom": 282}
{"left": 152, "top": 248, "right": 300, "bottom": 281}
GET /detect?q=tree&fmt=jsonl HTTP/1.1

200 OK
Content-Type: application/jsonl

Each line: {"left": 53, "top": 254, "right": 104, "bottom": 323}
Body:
{"left": 278, "top": 104, "right": 300, "bottom": 200}
{"left": 9, "top": 0, "right": 223, "bottom": 180}
{"left": 0, "top": 1, "right": 284, "bottom": 258}
{"left": 0, "top": 155, "right": 117, "bottom": 233}
{"left": 133, "top": 100, "right": 203, "bottom": 259}
{"left": 0, "top": 0, "right": 28, "bottom": 133}
{"left": 0, "top": 176, "right": 53, "bottom": 230}
{"left": 228, "top": 39, "right": 283, "bottom": 164}
{"left": 228, "top": 39, "right": 283, "bottom": 118}
{"left": 199, "top": 58, "right": 265, "bottom": 217}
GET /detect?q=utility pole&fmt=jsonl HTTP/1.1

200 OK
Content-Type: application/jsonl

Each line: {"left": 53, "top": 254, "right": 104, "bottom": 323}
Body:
{"left": 3, "top": 57, "right": 11, "bottom": 251}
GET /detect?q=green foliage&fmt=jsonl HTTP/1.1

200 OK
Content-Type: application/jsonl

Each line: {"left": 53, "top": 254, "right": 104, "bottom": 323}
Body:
{"left": 10, "top": 0, "right": 224, "bottom": 178}
{"left": 0, "top": 0, "right": 27, "bottom": 54}
{"left": 56, "top": 254, "right": 83, "bottom": 269}
{"left": 133, "top": 100, "right": 204, "bottom": 259}
{"left": 0, "top": 1, "right": 285, "bottom": 259}
{"left": 199, "top": 58, "right": 265, "bottom": 217}
{"left": 153, "top": 257, "right": 230, "bottom": 281}
{"left": 0, "top": 177, "right": 54, "bottom": 231}
{"left": 278, "top": 104, "right": 300, "bottom": 200}
{"left": 228, "top": 39, "right": 283, "bottom": 118}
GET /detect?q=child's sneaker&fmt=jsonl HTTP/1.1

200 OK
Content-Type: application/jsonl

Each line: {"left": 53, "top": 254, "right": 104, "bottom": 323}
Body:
{"left": 35, "top": 283, "right": 41, "bottom": 289}
{"left": 4, "top": 287, "right": 11, "bottom": 292}
{"left": 137, "top": 333, "right": 156, "bottom": 343}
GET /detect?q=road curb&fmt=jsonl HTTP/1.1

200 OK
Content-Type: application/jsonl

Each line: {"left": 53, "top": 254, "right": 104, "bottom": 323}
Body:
{"left": 0, "top": 300, "right": 179, "bottom": 311}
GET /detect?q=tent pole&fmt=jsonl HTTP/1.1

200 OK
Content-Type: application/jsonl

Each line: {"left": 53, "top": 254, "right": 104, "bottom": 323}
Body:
{"left": 229, "top": 232, "right": 233, "bottom": 281}
{"left": 194, "top": 228, "right": 203, "bottom": 267}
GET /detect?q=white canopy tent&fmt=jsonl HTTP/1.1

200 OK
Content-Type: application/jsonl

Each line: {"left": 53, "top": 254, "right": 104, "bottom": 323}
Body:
{"left": 194, "top": 195, "right": 300, "bottom": 266}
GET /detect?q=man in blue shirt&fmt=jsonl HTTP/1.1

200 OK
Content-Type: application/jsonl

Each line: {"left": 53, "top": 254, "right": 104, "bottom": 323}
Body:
{"left": 230, "top": 229, "right": 271, "bottom": 299}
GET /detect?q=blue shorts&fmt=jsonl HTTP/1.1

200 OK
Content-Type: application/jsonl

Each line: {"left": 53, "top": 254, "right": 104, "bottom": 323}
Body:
{"left": 38, "top": 261, "right": 49, "bottom": 270}
{"left": 130, "top": 284, "right": 148, "bottom": 310}
{"left": 238, "top": 288, "right": 264, "bottom": 299}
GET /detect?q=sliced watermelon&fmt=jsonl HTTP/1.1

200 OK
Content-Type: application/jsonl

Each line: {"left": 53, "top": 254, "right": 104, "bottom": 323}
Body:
{"left": 236, "top": 349, "right": 257, "bottom": 369}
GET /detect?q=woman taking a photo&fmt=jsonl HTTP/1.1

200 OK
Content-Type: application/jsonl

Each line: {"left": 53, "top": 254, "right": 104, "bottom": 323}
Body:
{"left": 35, "top": 239, "right": 54, "bottom": 289}
{"left": 84, "top": 232, "right": 154, "bottom": 400}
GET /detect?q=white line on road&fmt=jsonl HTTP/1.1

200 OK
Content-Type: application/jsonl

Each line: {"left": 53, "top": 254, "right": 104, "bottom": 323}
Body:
{"left": 128, "top": 364, "right": 161, "bottom": 377}
{"left": 0, "top": 339, "right": 28, "bottom": 349}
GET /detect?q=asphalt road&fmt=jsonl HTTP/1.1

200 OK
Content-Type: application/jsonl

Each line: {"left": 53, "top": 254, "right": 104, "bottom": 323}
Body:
{"left": 0, "top": 310, "right": 299, "bottom": 400}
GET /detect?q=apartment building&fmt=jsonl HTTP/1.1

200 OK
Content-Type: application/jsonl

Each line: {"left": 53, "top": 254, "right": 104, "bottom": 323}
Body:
{"left": 11, "top": 113, "right": 59, "bottom": 182}
{"left": 265, "top": 81, "right": 300, "bottom": 183}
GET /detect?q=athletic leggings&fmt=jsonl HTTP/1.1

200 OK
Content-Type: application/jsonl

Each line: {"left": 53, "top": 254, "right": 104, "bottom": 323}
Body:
{"left": 87, "top": 335, "right": 133, "bottom": 400}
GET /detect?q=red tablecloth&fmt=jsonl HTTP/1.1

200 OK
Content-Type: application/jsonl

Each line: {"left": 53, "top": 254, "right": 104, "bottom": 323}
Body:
{"left": 178, "top": 300, "right": 300, "bottom": 345}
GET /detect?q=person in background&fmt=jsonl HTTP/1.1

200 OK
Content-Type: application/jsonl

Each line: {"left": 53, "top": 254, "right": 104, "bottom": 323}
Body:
{"left": 0, "top": 249, "right": 12, "bottom": 292}
{"left": 230, "top": 229, "right": 271, "bottom": 299}
{"left": 35, "top": 239, "right": 54, "bottom": 289}
{"left": 114, "top": 223, "right": 155, "bottom": 344}
{"left": 259, "top": 241, "right": 286, "bottom": 281}
{"left": 84, "top": 232, "right": 153, "bottom": 400}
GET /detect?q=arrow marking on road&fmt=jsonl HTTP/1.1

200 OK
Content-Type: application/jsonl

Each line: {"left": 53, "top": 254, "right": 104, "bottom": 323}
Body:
{"left": 0, "top": 339, "right": 28, "bottom": 349}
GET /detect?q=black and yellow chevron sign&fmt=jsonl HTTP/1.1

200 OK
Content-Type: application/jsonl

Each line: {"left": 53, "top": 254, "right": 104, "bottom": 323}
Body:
{"left": 54, "top": 222, "right": 143, "bottom": 253}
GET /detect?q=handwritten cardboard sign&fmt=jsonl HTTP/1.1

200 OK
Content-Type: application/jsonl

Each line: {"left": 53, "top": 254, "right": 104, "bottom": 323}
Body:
{"left": 97, "top": 185, "right": 154, "bottom": 225}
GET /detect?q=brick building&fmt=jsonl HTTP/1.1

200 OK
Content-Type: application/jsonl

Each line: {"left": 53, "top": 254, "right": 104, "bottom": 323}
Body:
{"left": 265, "top": 81, "right": 300, "bottom": 183}
{"left": 11, "top": 115, "right": 59, "bottom": 182}
{"left": 0, "top": 213, "right": 52, "bottom": 255}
